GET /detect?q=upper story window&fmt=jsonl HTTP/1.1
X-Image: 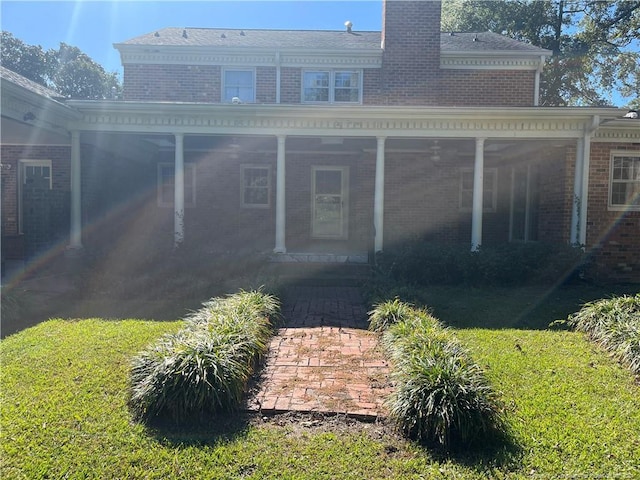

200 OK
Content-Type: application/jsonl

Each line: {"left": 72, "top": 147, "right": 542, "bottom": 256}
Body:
{"left": 459, "top": 168, "right": 498, "bottom": 212}
{"left": 223, "top": 69, "right": 255, "bottom": 103}
{"left": 302, "top": 70, "right": 362, "bottom": 104}
{"left": 609, "top": 152, "right": 640, "bottom": 211}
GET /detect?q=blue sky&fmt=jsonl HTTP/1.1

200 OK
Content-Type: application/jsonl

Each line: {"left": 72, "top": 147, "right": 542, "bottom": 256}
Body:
{"left": 1, "top": 1, "right": 382, "bottom": 76}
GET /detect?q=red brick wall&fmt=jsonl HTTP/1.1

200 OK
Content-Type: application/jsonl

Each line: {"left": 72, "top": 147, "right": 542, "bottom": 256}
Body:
{"left": 0, "top": 145, "right": 71, "bottom": 236}
{"left": 123, "top": 64, "right": 221, "bottom": 102}
{"left": 586, "top": 143, "right": 640, "bottom": 282}
{"left": 380, "top": 0, "right": 442, "bottom": 105}
{"left": 438, "top": 70, "right": 536, "bottom": 107}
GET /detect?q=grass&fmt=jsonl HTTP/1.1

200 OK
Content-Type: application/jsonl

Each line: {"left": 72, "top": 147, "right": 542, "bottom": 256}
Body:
{"left": 2, "top": 313, "right": 639, "bottom": 478}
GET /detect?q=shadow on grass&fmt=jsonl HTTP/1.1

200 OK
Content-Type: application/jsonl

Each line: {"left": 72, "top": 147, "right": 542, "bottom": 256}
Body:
{"left": 139, "top": 411, "right": 254, "bottom": 447}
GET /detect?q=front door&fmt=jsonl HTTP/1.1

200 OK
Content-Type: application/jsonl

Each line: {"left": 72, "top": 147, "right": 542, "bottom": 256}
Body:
{"left": 311, "top": 166, "right": 349, "bottom": 239}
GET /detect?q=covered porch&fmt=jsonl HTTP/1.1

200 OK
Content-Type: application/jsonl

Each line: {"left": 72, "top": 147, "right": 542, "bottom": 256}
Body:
{"left": 63, "top": 102, "right": 622, "bottom": 263}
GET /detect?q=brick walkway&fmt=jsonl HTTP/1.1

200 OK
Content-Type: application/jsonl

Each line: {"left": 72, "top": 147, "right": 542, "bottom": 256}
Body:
{"left": 247, "top": 286, "right": 392, "bottom": 419}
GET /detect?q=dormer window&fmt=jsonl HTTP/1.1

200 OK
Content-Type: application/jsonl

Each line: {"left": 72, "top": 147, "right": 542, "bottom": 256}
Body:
{"left": 223, "top": 68, "right": 255, "bottom": 103}
{"left": 302, "top": 70, "right": 362, "bottom": 104}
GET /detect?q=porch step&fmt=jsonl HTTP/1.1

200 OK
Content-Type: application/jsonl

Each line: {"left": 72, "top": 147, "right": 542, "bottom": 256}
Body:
{"left": 265, "top": 254, "right": 372, "bottom": 286}
{"left": 269, "top": 252, "right": 369, "bottom": 264}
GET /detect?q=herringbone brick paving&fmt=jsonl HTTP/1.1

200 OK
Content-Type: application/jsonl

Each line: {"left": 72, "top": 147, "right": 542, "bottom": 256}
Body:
{"left": 247, "top": 286, "right": 392, "bottom": 418}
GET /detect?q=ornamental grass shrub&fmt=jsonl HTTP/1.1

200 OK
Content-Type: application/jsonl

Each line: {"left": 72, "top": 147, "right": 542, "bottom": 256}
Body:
{"left": 370, "top": 302, "right": 506, "bottom": 450}
{"left": 129, "top": 290, "right": 280, "bottom": 422}
{"left": 567, "top": 294, "right": 640, "bottom": 375}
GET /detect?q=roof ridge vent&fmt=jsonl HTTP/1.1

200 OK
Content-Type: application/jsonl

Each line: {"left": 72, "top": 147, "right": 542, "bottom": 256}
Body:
{"left": 154, "top": 31, "right": 160, "bottom": 37}
{"left": 240, "top": 30, "right": 245, "bottom": 36}
{"left": 344, "top": 20, "right": 353, "bottom": 33}
{"left": 182, "top": 29, "right": 188, "bottom": 39}
{"left": 221, "top": 33, "right": 226, "bottom": 38}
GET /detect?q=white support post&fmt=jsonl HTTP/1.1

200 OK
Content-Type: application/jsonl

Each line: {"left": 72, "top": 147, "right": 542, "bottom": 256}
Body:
{"left": 274, "top": 135, "right": 286, "bottom": 253}
{"left": 471, "top": 137, "right": 485, "bottom": 251}
{"left": 524, "top": 164, "right": 532, "bottom": 242}
{"left": 69, "top": 130, "right": 83, "bottom": 249}
{"left": 374, "top": 136, "right": 386, "bottom": 253}
{"left": 174, "top": 133, "right": 185, "bottom": 247}
{"left": 570, "top": 138, "right": 584, "bottom": 245}
{"left": 578, "top": 133, "right": 592, "bottom": 247}
{"left": 508, "top": 167, "right": 515, "bottom": 242}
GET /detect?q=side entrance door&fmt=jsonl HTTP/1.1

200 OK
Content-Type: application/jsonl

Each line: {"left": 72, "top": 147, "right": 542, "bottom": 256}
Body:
{"left": 311, "top": 166, "right": 349, "bottom": 239}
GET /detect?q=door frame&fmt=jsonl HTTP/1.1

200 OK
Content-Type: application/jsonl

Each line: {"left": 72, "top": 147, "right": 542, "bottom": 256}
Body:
{"left": 18, "top": 159, "right": 52, "bottom": 234}
{"left": 310, "top": 165, "right": 349, "bottom": 240}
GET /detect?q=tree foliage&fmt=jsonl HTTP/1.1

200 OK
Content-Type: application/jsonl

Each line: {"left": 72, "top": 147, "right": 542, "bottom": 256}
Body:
{"left": 1, "top": 31, "right": 121, "bottom": 99}
{"left": 442, "top": 0, "right": 640, "bottom": 107}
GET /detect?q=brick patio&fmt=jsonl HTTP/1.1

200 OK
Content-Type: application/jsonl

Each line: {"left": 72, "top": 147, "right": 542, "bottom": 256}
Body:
{"left": 247, "top": 286, "right": 392, "bottom": 419}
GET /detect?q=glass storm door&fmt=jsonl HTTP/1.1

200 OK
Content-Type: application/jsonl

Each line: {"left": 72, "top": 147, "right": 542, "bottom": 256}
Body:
{"left": 311, "top": 166, "right": 349, "bottom": 239}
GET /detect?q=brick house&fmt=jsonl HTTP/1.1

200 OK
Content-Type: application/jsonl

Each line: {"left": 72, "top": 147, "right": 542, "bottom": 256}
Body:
{"left": 2, "top": 0, "right": 639, "bottom": 281}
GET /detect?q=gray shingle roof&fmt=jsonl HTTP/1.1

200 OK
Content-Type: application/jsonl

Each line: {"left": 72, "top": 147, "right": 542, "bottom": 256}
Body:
{"left": 0, "top": 65, "right": 64, "bottom": 99}
{"left": 117, "top": 28, "right": 381, "bottom": 50}
{"left": 117, "top": 28, "right": 550, "bottom": 55}
{"left": 441, "top": 32, "right": 550, "bottom": 54}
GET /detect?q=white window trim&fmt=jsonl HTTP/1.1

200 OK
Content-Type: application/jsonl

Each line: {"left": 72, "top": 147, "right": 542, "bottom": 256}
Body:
{"left": 18, "top": 159, "right": 52, "bottom": 234}
{"left": 608, "top": 150, "right": 640, "bottom": 211}
{"left": 241, "top": 164, "right": 271, "bottom": 209}
{"left": 301, "top": 69, "right": 363, "bottom": 104}
{"left": 222, "top": 67, "right": 256, "bottom": 103}
{"left": 459, "top": 167, "right": 498, "bottom": 213}
{"left": 157, "top": 162, "right": 196, "bottom": 208}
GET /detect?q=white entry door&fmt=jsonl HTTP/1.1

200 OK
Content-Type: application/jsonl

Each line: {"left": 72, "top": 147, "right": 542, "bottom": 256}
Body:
{"left": 311, "top": 166, "right": 349, "bottom": 239}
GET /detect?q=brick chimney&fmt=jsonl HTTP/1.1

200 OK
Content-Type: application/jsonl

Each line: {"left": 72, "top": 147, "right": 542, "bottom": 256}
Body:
{"left": 381, "top": 0, "right": 442, "bottom": 105}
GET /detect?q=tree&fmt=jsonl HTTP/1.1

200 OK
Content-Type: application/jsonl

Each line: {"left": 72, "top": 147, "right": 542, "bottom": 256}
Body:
{"left": 1, "top": 31, "right": 121, "bottom": 99}
{"left": 442, "top": 0, "right": 640, "bottom": 107}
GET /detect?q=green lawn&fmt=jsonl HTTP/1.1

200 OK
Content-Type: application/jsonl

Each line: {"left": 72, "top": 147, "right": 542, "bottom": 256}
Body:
{"left": 2, "top": 317, "right": 638, "bottom": 479}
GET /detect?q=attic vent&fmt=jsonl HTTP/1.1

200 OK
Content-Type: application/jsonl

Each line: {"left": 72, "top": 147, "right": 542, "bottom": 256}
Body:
{"left": 449, "top": 32, "right": 455, "bottom": 36}
{"left": 154, "top": 31, "right": 160, "bottom": 37}
{"left": 182, "top": 29, "right": 188, "bottom": 39}
{"left": 344, "top": 20, "right": 353, "bottom": 33}
{"left": 221, "top": 33, "right": 226, "bottom": 38}
{"left": 240, "top": 30, "right": 245, "bottom": 36}
{"left": 473, "top": 34, "right": 479, "bottom": 42}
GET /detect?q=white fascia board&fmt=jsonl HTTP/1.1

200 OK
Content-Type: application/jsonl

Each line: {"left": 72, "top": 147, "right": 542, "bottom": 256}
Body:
{"left": 1, "top": 79, "right": 81, "bottom": 130}
{"left": 441, "top": 50, "right": 551, "bottom": 70}
{"left": 66, "top": 101, "right": 627, "bottom": 139}
{"left": 115, "top": 44, "right": 382, "bottom": 68}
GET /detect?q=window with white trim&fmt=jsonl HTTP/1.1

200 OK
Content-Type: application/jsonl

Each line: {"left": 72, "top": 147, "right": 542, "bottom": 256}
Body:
{"left": 609, "top": 152, "right": 640, "bottom": 210}
{"left": 223, "top": 69, "right": 255, "bottom": 103}
{"left": 459, "top": 168, "right": 498, "bottom": 212}
{"left": 157, "top": 163, "right": 196, "bottom": 207}
{"left": 302, "top": 70, "right": 361, "bottom": 104}
{"left": 241, "top": 165, "right": 271, "bottom": 208}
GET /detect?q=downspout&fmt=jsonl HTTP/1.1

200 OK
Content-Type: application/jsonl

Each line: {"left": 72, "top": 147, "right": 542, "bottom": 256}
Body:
{"left": 275, "top": 51, "right": 281, "bottom": 104}
{"left": 534, "top": 55, "right": 545, "bottom": 106}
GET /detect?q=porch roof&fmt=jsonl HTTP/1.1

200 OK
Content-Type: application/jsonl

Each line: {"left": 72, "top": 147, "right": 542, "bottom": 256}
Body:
{"left": 65, "top": 101, "right": 636, "bottom": 142}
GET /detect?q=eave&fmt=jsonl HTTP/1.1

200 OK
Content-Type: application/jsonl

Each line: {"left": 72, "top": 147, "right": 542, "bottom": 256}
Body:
{"left": 65, "top": 101, "right": 633, "bottom": 141}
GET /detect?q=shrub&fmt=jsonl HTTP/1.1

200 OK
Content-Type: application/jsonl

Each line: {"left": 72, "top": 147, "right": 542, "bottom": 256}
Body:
{"left": 368, "top": 298, "right": 419, "bottom": 332}
{"left": 373, "top": 303, "right": 506, "bottom": 450}
{"left": 129, "top": 290, "right": 280, "bottom": 422}
{"left": 378, "top": 240, "right": 586, "bottom": 287}
{"left": 567, "top": 294, "right": 640, "bottom": 375}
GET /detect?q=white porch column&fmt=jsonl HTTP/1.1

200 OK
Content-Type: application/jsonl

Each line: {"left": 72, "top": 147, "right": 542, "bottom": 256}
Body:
{"left": 69, "top": 130, "right": 83, "bottom": 249}
{"left": 374, "top": 136, "right": 386, "bottom": 253}
{"left": 174, "top": 133, "right": 185, "bottom": 247}
{"left": 578, "top": 133, "right": 592, "bottom": 246}
{"left": 570, "top": 138, "right": 584, "bottom": 245}
{"left": 274, "top": 135, "right": 287, "bottom": 253}
{"left": 471, "top": 137, "right": 486, "bottom": 251}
